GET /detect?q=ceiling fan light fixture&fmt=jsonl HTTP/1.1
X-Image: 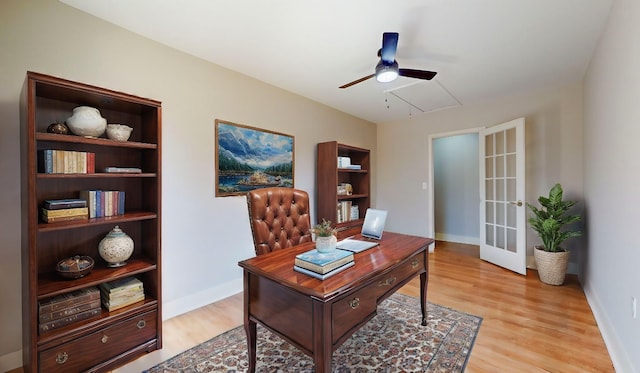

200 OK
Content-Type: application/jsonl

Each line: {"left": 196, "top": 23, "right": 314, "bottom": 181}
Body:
{"left": 375, "top": 61, "right": 399, "bottom": 83}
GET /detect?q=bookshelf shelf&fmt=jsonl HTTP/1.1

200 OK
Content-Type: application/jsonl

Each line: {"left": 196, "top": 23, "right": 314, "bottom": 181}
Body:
{"left": 20, "top": 72, "right": 162, "bottom": 372}
{"left": 337, "top": 193, "right": 368, "bottom": 200}
{"left": 37, "top": 257, "right": 157, "bottom": 298}
{"left": 36, "top": 132, "right": 158, "bottom": 149}
{"left": 37, "top": 211, "right": 157, "bottom": 232}
{"left": 316, "top": 141, "right": 370, "bottom": 239}
{"left": 37, "top": 173, "right": 157, "bottom": 179}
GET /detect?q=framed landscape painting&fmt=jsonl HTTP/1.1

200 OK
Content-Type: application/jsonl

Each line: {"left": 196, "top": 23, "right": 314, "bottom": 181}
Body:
{"left": 215, "top": 119, "right": 294, "bottom": 197}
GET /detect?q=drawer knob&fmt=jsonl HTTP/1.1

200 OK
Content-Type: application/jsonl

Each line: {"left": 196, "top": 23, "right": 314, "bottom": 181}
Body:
{"left": 137, "top": 319, "right": 146, "bottom": 329}
{"left": 412, "top": 259, "right": 419, "bottom": 268}
{"left": 101, "top": 335, "right": 109, "bottom": 344}
{"left": 56, "top": 352, "right": 68, "bottom": 364}
{"left": 348, "top": 297, "right": 360, "bottom": 309}
{"left": 378, "top": 276, "right": 396, "bottom": 287}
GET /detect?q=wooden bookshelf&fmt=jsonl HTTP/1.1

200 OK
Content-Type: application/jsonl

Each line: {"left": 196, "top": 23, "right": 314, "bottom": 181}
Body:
{"left": 316, "top": 141, "right": 370, "bottom": 239}
{"left": 20, "top": 72, "right": 162, "bottom": 372}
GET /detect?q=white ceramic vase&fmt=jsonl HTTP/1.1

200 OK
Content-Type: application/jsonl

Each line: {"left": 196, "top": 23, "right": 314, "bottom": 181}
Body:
{"left": 99, "top": 225, "right": 134, "bottom": 267}
{"left": 66, "top": 106, "right": 107, "bottom": 137}
{"left": 316, "top": 235, "right": 337, "bottom": 253}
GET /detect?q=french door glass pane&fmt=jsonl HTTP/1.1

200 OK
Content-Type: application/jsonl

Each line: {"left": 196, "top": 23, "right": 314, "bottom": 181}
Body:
{"left": 486, "top": 202, "right": 494, "bottom": 223}
{"left": 507, "top": 228, "right": 517, "bottom": 252}
{"left": 485, "top": 224, "right": 494, "bottom": 246}
{"left": 485, "top": 134, "right": 494, "bottom": 156}
{"left": 496, "top": 131, "right": 505, "bottom": 154}
{"left": 506, "top": 128, "right": 516, "bottom": 153}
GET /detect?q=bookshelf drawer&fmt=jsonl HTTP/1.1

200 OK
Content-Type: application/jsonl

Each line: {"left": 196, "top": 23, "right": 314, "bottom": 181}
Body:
{"left": 332, "top": 290, "right": 377, "bottom": 344}
{"left": 40, "top": 310, "right": 157, "bottom": 372}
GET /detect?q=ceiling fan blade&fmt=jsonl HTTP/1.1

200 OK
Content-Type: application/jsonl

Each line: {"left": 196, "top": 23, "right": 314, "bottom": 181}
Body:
{"left": 399, "top": 68, "right": 437, "bottom": 80}
{"left": 339, "top": 74, "right": 375, "bottom": 89}
{"left": 380, "top": 32, "right": 399, "bottom": 64}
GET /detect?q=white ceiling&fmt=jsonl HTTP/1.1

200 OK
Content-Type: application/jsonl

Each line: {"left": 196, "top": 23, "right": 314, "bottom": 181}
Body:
{"left": 60, "top": 0, "right": 613, "bottom": 124}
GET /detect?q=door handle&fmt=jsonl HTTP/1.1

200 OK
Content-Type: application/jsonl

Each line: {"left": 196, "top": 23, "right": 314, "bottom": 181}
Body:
{"left": 509, "top": 200, "right": 523, "bottom": 207}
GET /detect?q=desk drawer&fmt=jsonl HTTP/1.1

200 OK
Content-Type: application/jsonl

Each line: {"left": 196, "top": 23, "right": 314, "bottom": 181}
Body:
{"left": 373, "top": 252, "right": 425, "bottom": 300}
{"left": 332, "top": 290, "right": 377, "bottom": 344}
{"left": 40, "top": 311, "right": 157, "bottom": 372}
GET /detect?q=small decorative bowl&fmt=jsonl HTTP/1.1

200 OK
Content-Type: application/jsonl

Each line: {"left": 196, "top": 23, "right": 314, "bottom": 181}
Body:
{"left": 106, "top": 124, "right": 133, "bottom": 141}
{"left": 56, "top": 255, "right": 95, "bottom": 279}
{"left": 47, "top": 122, "right": 69, "bottom": 135}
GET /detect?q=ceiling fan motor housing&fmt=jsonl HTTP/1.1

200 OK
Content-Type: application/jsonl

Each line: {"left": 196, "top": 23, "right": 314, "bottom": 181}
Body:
{"left": 375, "top": 60, "right": 399, "bottom": 82}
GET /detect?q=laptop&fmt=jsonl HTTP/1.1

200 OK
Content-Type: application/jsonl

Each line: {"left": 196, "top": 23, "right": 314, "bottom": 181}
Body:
{"left": 337, "top": 208, "right": 388, "bottom": 253}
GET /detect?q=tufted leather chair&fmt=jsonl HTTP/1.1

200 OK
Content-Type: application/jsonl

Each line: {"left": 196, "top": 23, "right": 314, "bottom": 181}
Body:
{"left": 246, "top": 187, "right": 312, "bottom": 256}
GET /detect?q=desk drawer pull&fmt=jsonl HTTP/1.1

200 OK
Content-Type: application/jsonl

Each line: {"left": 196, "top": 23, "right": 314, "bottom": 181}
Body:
{"left": 378, "top": 276, "right": 396, "bottom": 287}
{"left": 412, "top": 259, "right": 419, "bottom": 268}
{"left": 137, "top": 320, "right": 146, "bottom": 329}
{"left": 56, "top": 352, "right": 68, "bottom": 365}
{"left": 348, "top": 297, "right": 360, "bottom": 309}
{"left": 101, "top": 335, "right": 109, "bottom": 344}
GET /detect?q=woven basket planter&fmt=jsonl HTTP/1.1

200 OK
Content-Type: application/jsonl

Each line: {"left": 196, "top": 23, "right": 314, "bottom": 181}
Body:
{"left": 533, "top": 247, "right": 570, "bottom": 285}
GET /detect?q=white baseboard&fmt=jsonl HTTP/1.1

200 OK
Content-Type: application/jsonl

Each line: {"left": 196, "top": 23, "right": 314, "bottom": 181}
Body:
{"left": 582, "top": 281, "right": 637, "bottom": 373}
{"left": 0, "top": 349, "right": 23, "bottom": 372}
{"left": 163, "top": 278, "right": 243, "bottom": 320}
{"left": 434, "top": 233, "right": 479, "bottom": 245}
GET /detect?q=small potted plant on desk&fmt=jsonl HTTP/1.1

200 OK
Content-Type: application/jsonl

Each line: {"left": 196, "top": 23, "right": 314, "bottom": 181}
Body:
{"left": 527, "top": 183, "right": 582, "bottom": 285}
{"left": 313, "top": 219, "right": 338, "bottom": 254}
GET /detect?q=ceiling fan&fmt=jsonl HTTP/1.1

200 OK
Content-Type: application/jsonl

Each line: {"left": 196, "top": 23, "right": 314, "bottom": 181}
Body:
{"left": 339, "top": 32, "right": 437, "bottom": 89}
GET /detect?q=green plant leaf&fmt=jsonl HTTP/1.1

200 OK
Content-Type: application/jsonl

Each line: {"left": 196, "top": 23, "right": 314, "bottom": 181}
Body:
{"left": 527, "top": 183, "right": 582, "bottom": 252}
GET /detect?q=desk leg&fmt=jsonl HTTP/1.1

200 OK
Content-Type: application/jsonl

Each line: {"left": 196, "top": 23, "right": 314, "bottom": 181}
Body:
{"left": 420, "top": 272, "right": 428, "bottom": 326}
{"left": 244, "top": 271, "right": 257, "bottom": 373}
{"left": 312, "top": 301, "right": 333, "bottom": 373}
{"left": 245, "top": 320, "right": 257, "bottom": 373}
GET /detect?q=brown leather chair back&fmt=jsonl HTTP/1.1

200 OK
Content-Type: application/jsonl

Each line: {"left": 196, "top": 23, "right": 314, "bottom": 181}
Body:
{"left": 246, "top": 187, "right": 312, "bottom": 256}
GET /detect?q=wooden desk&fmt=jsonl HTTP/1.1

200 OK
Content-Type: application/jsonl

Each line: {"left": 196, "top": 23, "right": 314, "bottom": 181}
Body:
{"left": 238, "top": 232, "right": 433, "bottom": 373}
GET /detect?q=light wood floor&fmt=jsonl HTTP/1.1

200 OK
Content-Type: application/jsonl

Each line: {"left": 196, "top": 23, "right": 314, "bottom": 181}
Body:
{"left": 12, "top": 241, "right": 614, "bottom": 372}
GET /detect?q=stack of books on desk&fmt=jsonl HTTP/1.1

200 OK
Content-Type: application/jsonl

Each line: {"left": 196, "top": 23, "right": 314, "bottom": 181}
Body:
{"left": 99, "top": 277, "right": 145, "bottom": 312}
{"left": 38, "top": 287, "right": 101, "bottom": 333}
{"left": 294, "top": 248, "right": 355, "bottom": 280}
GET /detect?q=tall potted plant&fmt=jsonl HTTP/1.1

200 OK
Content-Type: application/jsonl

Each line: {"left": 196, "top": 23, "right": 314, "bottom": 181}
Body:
{"left": 527, "top": 183, "right": 582, "bottom": 285}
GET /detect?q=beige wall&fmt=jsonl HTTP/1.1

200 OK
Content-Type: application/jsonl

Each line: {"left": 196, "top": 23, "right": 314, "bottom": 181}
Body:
{"left": 376, "top": 83, "right": 585, "bottom": 259}
{"left": 583, "top": 0, "right": 640, "bottom": 370}
{"left": 0, "top": 1, "right": 376, "bottom": 369}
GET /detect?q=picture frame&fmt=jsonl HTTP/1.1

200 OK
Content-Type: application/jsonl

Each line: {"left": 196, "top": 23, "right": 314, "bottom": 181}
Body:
{"left": 215, "top": 119, "right": 294, "bottom": 197}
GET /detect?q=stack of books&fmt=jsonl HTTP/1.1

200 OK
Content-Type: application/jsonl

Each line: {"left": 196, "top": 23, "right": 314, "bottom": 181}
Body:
{"left": 40, "top": 199, "right": 89, "bottom": 223}
{"left": 38, "top": 287, "right": 101, "bottom": 333}
{"left": 100, "top": 277, "right": 145, "bottom": 311}
{"left": 294, "top": 248, "right": 355, "bottom": 280}
{"left": 337, "top": 156, "right": 352, "bottom": 168}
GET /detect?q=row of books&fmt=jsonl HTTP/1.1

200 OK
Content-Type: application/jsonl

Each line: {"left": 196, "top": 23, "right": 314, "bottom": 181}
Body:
{"left": 293, "top": 248, "right": 355, "bottom": 280}
{"left": 79, "top": 190, "right": 125, "bottom": 218}
{"left": 337, "top": 201, "right": 359, "bottom": 223}
{"left": 100, "top": 277, "right": 145, "bottom": 312}
{"left": 38, "top": 287, "right": 101, "bottom": 333}
{"left": 39, "top": 149, "right": 95, "bottom": 174}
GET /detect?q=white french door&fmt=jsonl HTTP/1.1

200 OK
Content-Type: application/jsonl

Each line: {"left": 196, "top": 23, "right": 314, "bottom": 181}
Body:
{"left": 479, "top": 118, "right": 526, "bottom": 275}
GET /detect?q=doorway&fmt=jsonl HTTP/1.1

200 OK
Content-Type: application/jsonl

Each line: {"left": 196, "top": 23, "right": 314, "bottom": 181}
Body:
{"left": 428, "top": 118, "right": 527, "bottom": 275}
{"left": 432, "top": 133, "right": 480, "bottom": 245}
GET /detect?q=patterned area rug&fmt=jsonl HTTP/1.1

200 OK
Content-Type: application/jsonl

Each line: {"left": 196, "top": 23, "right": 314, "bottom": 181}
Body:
{"left": 145, "top": 293, "right": 481, "bottom": 372}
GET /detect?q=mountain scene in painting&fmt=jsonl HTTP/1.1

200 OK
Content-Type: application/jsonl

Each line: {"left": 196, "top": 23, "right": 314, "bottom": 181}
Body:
{"left": 216, "top": 122, "right": 293, "bottom": 195}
